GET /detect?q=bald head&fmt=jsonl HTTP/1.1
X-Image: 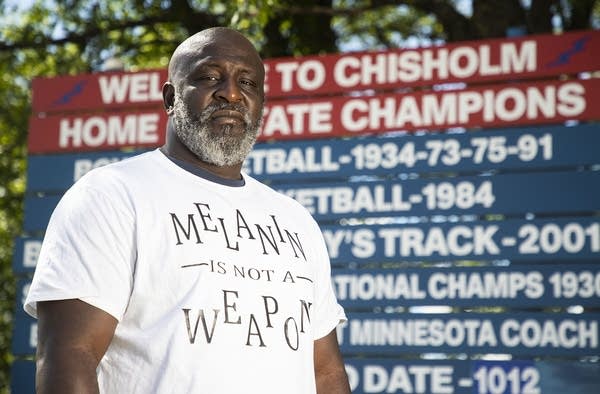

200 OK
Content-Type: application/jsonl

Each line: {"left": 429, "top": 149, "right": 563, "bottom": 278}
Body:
{"left": 161, "top": 27, "right": 265, "bottom": 174}
{"left": 168, "top": 27, "right": 264, "bottom": 85}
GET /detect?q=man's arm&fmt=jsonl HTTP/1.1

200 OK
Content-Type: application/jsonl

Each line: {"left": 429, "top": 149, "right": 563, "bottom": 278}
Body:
{"left": 36, "top": 299, "right": 118, "bottom": 394}
{"left": 314, "top": 329, "right": 351, "bottom": 394}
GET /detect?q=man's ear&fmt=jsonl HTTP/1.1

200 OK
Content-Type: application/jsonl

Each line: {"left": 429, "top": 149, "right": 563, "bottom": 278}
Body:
{"left": 163, "top": 82, "right": 175, "bottom": 113}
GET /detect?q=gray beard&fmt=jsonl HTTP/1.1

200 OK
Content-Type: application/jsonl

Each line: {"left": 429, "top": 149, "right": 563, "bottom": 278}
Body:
{"left": 171, "top": 95, "right": 261, "bottom": 166}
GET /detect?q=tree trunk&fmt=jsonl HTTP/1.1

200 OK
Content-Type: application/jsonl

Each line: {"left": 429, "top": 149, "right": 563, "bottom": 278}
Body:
{"left": 472, "top": 0, "right": 527, "bottom": 38}
{"left": 405, "top": 0, "right": 476, "bottom": 42}
{"left": 528, "top": 0, "right": 556, "bottom": 34}
{"left": 568, "top": 0, "right": 598, "bottom": 29}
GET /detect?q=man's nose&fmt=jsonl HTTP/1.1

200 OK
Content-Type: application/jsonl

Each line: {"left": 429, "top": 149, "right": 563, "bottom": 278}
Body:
{"left": 215, "top": 78, "right": 243, "bottom": 103}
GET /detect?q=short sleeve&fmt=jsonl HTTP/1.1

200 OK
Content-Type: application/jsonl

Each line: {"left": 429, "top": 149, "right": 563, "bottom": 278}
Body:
{"left": 309, "top": 217, "right": 347, "bottom": 340}
{"left": 24, "top": 176, "right": 136, "bottom": 322}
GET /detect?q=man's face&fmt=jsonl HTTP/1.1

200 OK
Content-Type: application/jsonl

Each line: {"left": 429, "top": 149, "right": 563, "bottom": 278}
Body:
{"left": 169, "top": 32, "right": 265, "bottom": 166}
{"left": 171, "top": 92, "right": 262, "bottom": 166}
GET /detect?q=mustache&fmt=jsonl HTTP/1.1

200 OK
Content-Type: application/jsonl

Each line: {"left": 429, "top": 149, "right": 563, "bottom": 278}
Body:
{"left": 197, "top": 102, "right": 250, "bottom": 123}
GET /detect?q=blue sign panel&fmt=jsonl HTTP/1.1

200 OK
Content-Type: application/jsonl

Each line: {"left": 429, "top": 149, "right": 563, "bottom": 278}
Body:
{"left": 13, "top": 280, "right": 36, "bottom": 356}
{"left": 323, "top": 217, "right": 600, "bottom": 263}
{"left": 16, "top": 215, "right": 600, "bottom": 271}
{"left": 345, "top": 358, "right": 600, "bottom": 394}
{"left": 333, "top": 263, "right": 600, "bottom": 308}
{"left": 12, "top": 237, "right": 43, "bottom": 273}
{"left": 12, "top": 280, "right": 36, "bottom": 356}
{"left": 246, "top": 124, "right": 600, "bottom": 181}
{"left": 25, "top": 125, "right": 600, "bottom": 193}
{"left": 23, "top": 194, "right": 60, "bottom": 234}
{"left": 15, "top": 279, "right": 31, "bottom": 314}
{"left": 339, "top": 312, "right": 600, "bottom": 356}
{"left": 27, "top": 149, "right": 147, "bottom": 193}
{"left": 535, "top": 360, "right": 600, "bottom": 394}
{"left": 10, "top": 360, "right": 35, "bottom": 394}
{"left": 10, "top": 355, "right": 599, "bottom": 394}
{"left": 11, "top": 312, "right": 36, "bottom": 356}
{"left": 22, "top": 170, "right": 600, "bottom": 232}
{"left": 14, "top": 262, "right": 600, "bottom": 315}
{"left": 277, "top": 171, "right": 600, "bottom": 221}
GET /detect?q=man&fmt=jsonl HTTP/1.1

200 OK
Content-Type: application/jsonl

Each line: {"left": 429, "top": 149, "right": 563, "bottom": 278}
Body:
{"left": 25, "top": 27, "right": 351, "bottom": 394}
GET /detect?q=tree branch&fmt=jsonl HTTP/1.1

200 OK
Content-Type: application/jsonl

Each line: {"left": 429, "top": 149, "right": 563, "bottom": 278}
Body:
{"left": 0, "top": 4, "right": 220, "bottom": 53}
{"left": 0, "top": 15, "right": 172, "bottom": 51}
{"left": 403, "top": 0, "right": 477, "bottom": 41}
{"left": 281, "top": 0, "right": 403, "bottom": 16}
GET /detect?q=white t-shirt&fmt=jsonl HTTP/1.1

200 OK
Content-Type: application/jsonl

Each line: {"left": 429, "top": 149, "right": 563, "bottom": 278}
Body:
{"left": 25, "top": 149, "right": 346, "bottom": 394}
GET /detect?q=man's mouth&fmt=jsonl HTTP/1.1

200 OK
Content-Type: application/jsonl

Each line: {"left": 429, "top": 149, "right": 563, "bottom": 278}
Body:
{"left": 210, "top": 109, "right": 246, "bottom": 123}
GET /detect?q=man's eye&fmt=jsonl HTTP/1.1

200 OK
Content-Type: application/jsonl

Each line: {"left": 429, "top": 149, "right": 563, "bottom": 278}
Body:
{"left": 240, "top": 79, "right": 257, "bottom": 87}
{"left": 197, "top": 75, "right": 219, "bottom": 82}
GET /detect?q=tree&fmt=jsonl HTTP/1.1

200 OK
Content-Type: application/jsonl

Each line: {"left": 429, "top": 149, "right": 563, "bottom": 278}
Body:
{"left": 334, "top": 0, "right": 599, "bottom": 48}
{"left": 0, "top": 0, "right": 597, "bottom": 391}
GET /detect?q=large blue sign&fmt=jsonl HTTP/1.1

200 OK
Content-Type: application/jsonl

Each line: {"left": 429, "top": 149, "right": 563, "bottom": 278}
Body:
{"left": 14, "top": 217, "right": 600, "bottom": 272}
{"left": 25, "top": 124, "right": 600, "bottom": 193}
{"left": 11, "top": 356, "right": 599, "bottom": 394}
{"left": 13, "top": 307, "right": 600, "bottom": 358}
{"left": 21, "top": 170, "right": 600, "bottom": 232}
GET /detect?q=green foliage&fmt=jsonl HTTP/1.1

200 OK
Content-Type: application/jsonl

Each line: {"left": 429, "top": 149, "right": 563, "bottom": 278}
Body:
{"left": 333, "top": 3, "right": 437, "bottom": 50}
{"left": 0, "top": 0, "right": 597, "bottom": 392}
{"left": 0, "top": 52, "right": 27, "bottom": 394}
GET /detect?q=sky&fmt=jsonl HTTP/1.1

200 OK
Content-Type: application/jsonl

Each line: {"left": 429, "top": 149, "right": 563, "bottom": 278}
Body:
{"left": 1, "top": 0, "right": 38, "bottom": 25}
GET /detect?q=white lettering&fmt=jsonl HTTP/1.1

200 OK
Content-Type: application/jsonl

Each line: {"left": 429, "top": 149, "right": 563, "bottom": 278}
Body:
{"left": 98, "top": 72, "right": 162, "bottom": 104}
{"left": 23, "top": 240, "right": 41, "bottom": 268}
{"left": 58, "top": 114, "right": 159, "bottom": 148}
